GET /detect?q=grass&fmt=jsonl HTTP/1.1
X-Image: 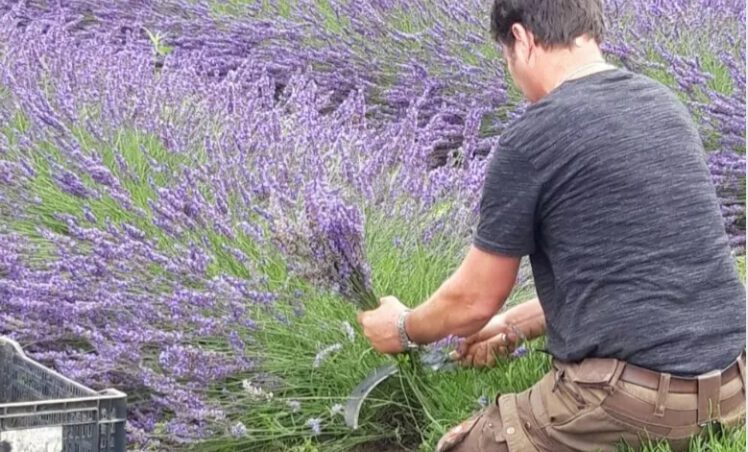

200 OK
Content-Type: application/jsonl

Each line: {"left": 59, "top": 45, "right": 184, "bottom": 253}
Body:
{"left": 189, "top": 210, "right": 549, "bottom": 451}
{"left": 187, "top": 210, "right": 747, "bottom": 451}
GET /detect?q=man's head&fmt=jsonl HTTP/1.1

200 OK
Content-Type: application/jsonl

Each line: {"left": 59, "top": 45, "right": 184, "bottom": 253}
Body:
{"left": 490, "top": 0, "right": 606, "bottom": 102}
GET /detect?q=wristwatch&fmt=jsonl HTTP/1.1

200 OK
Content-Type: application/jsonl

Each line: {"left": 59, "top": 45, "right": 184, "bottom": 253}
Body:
{"left": 397, "top": 310, "right": 419, "bottom": 351}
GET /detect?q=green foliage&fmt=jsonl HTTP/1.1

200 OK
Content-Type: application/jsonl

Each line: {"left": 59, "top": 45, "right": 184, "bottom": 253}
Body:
{"left": 144, "top": 28, "right": 173, "bottom": 57}
{"left": 195, "top": 205, "right": 747, "bottom": 451}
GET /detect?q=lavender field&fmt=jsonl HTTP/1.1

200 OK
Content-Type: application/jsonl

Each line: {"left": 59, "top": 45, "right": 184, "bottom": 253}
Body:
{"left": 0, "top": 1, "right": 745, "bottom": 451}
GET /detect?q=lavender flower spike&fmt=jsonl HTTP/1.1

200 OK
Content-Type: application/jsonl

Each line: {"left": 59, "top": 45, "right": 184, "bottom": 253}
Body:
{"left": 306, "top": 417, "right": 322, "bottom": 436}
{"left": 230, "top": 422, "right": 248, "bottom": 438}
{"left": 313, "top": 343, "right": 343, "bottom": 368}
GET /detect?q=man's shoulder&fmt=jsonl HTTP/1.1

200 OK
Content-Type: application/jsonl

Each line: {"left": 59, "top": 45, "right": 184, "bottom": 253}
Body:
{"left": 498, "top": 94, "right": 576, "bottom": 156}
{"left": 499, "top": 69, "right": 683, "bottom": 153}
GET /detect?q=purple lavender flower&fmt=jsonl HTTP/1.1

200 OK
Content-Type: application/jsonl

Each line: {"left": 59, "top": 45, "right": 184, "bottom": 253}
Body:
{"left": 292, "top": 302, "right": 305, "bottom": 318}
{"left": 82, "top": 206, "right": 97, "bottom": 224}
{"left": 305, "top": 417, "right": 322, "bottom": 436}
{"left": 122, "top": 223, "right": 146, "bottom": 241}
{"left": 230, "top": 422, "right": 248, "bottom": 438}
{"left": 511, "top": 345, "right": 529, "bottom": 358}
{"left": 54, "top": 168, "right": 92, "bottom": 198}
{"left": 299, "top": 187, "right": 377, "bottom": 309}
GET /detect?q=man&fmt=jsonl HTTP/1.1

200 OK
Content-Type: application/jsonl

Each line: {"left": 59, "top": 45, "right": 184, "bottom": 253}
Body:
{"left": 356, "top": 1, "right": 747, "bottom": 451}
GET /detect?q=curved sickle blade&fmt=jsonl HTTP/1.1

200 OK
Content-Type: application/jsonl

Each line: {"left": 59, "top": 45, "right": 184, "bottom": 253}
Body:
{"left": 344, "top": 363, "right": 399, "bottom": 429}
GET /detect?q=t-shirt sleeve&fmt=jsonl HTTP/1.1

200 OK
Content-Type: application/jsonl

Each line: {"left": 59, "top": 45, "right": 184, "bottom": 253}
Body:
{"left": 473, "top": 146, "right": 542, "bottom": 256}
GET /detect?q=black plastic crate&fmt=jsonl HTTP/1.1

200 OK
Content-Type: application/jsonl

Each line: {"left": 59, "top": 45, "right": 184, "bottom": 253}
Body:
{"left": 0, "top": 337, "right": 127, "bottom": 452}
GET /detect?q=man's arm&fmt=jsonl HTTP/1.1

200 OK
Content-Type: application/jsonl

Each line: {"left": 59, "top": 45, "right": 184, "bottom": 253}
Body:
{"left": 503, "top": 297, "right": 545, "bottom": 340}
{"left": 453, "top": 297, "right": 545, "bottom": 367}
{"left": 358, "top": 145, "right": 541, "bottom": 354}
{"left": 404, "top": 245, "right": 521, "bottom": 344}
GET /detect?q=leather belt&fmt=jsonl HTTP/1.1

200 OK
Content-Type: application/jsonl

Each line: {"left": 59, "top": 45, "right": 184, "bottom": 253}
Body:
{"left": 619, "top": 354, "right": 745, "bottom": 394}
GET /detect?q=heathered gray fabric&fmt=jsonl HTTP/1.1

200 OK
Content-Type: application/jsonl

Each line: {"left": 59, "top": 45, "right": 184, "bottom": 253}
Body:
{"left": 474, "top": 68, "right": 746, "bottom": 376}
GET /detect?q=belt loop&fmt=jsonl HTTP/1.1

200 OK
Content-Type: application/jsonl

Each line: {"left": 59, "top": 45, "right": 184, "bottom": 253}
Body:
{"left": 654, "top": 372, "right": 671, "bottom": 417}
{"left": 697, "top": 370, "right": 722, "bottom": 426}
{"left": 610, "top": 359, "right": 626, "bottom": 387}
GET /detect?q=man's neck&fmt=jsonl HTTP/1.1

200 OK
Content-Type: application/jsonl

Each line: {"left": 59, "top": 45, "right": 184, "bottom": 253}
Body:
{"left": 537, "top": 43, "right": 610, "bottom": 97}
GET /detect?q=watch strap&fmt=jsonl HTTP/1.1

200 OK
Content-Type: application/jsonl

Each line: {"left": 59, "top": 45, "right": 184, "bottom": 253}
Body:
{"left": 397, "top": 310, "right": 418, "bottom": 350}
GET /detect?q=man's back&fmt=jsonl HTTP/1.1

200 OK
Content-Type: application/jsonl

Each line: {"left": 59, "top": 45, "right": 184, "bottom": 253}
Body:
{"left": 486, "top": 68, "right": 745, "bottom": 375}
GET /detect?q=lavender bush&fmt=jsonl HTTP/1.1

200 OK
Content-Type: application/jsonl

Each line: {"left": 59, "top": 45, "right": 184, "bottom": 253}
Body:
{"left": 0, "top": 0, "right": 744, "bottom": 450}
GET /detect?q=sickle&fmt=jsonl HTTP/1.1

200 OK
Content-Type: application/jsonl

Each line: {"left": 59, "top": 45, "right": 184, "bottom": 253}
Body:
{"left": 343, "top": 349, "right": 459, "bottom": 429}
{"left": 343, "top": 363, "right": 399, "bottom": 429}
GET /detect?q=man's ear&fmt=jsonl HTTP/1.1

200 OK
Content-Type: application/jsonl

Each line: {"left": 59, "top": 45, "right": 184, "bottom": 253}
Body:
{"left": 526, "top": 31, "right": 538, "bottom": 65}
{"left": 510, "top": 23, "right": 525, "bottom": 44}
{"left": 510, "top": 23, "right": 534, "bottom": 64}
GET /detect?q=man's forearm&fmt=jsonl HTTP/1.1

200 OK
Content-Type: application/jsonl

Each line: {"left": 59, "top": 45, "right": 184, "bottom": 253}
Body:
{"left": 404, "top": 275, "right": 507, "bottom": 345}
{"left": 503, "top": 297, "right": 546, "bottom": 340}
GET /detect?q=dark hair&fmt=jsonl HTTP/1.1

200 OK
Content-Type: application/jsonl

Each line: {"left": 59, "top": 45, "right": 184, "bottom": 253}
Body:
{"left": 490, "top": 0, "right": 605, "bottom": 49}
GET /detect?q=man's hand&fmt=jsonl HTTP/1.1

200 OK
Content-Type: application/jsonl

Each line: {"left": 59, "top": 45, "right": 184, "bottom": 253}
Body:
{"left": 451, "top": 313, "right": 518, "bottom": 367}
{"left": 357, "top": 296, "right": 409, "bottom": 355}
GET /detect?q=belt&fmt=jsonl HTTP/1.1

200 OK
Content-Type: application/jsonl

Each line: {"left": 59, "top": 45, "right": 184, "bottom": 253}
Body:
{"left": 619, "top": 353, "right": 745, "bottom": 394}
{"left": 608, "top": 353, "right": 746, "bottom": 425}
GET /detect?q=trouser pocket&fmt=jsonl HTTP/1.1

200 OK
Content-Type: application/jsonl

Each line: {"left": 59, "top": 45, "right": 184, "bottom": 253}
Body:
{"left": 539, "top": 358, "right": 623, "bottom": 427}
{"left": 524, "top": 359, "right": 644, "bottom": 452}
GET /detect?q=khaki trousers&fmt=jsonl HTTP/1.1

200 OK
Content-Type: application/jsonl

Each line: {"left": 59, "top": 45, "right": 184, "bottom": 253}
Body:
{"left": 437, "top": 354, "right": 746, "bottom": 452}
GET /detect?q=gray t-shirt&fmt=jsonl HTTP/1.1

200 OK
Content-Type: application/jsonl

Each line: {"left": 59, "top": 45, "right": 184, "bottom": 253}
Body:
{"left": 475, "top": 68, "right": 746, "bottom": 376}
